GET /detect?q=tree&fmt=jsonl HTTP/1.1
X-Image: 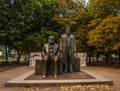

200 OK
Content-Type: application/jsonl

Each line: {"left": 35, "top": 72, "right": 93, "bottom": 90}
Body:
{"left": 25, "top": 30, "right": 58, "bottom": 54}
{"left": 86, "top": 0, "right": 120, "bottom": 64}
{"left": 88, "top": 16, "right": 120, "bottom": 64}
{"left": 88, "top": 0, "right": 120, "bottom": 18}
{"left": 53, "top": 0, "right": 96, "bottom": 63}
{"left": 53, "top": 0, "right": 85, "bottom": 33}
{"left": 0, "top": 0, "right": 58, "bottom": 63}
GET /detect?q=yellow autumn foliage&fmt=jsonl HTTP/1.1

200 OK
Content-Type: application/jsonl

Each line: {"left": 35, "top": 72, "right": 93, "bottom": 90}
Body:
{"left": 88, "top": 15, "right": 120, "bottom": 52}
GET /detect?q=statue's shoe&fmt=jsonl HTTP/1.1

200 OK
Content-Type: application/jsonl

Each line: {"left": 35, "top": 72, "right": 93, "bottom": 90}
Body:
{"left": 64, "top": 70, "right": 67, "bottom": 73}
{"left": 54, "top": 75, "right": 58, "bottom": 78}
{"left": 42, "top": 75, "right": 46, "bottom": 79}
{"left": 70, "top": 70, "right": 73, "bottom": 74}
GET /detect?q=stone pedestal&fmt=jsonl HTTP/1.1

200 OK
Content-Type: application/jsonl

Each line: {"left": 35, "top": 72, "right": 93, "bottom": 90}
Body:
{"left": 74, "top": 58, "right": 80, "bottom": 72}
{"left": 35, "top": 60, "right": 43, "bottom": 75}
{"left": 5, "top": 70, "right": 113, "bottom": 87}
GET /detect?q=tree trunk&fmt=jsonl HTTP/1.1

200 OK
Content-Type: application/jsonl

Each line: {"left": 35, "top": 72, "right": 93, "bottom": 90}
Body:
{"left": 118, "top": 48, "right": 120, "bottom": 66}
{"left": 96, "top": 52, "right": 99, "bottom": 62}
{"left": 17, "top": 54, "right": 21, "bottom": 64}
{"left": 5, "top": 45, "right": 8, "bottom": 63}
{"left": 17, "top": 50, "right": 23, "bottom": 64}
{"left": 105, "top": 54, "right": 109, "bottom": 64}
{"left": 88, "top": 53, "right": 92, "bottom": 64}
{"left": 106, "top": 53, "right": 112, "bottom": 64}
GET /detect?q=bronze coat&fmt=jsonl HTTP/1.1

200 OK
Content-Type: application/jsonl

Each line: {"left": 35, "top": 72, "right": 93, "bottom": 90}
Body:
{"left": 60, "top": 34, "right": 76, "bottom": 64}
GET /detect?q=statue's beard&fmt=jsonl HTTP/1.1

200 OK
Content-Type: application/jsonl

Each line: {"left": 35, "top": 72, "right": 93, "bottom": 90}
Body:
{"left": 49, "top": 42, "right": 54, "bottom": 45}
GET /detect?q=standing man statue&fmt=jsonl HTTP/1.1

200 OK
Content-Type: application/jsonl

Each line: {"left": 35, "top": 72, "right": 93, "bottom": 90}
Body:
{"left": 60, "top": 27, "right": 77, "bottom": 73}
{"left": 42, "top": 36, "right": 60, "bottom": 78}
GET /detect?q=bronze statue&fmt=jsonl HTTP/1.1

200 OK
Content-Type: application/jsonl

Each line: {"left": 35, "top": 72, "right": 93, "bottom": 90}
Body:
{"left": 60, "top": 27, "right": 77, "bottom": 73}
{"left": 42, "top": 36, "right": 60, "bottom": 78}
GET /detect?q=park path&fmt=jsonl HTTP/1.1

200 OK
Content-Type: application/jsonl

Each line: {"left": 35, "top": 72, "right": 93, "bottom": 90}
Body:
{"left": 0, "top": 66, "right": 59, "bottom": 91}
{"left": 82, "top": 67, "right": 120, "bottom": 88}
{"left": 0, "top": 66, "right": 33, "bottom": 86}
{"left": 0, "top": 66, "right": 34, "bottom": 91}
{"left": 0, "top": 66, "right": 120, "bottom": 91}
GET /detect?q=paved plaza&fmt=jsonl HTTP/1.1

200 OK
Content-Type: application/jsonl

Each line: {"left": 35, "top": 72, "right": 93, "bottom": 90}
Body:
{"left": 0, "top": 66, "right": 120, "bottom": 91}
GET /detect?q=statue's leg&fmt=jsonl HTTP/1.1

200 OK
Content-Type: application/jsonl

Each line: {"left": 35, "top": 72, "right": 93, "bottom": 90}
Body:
{"left": 69, "top": 58, "right": 73, "bottom": 73}
{"left": 64, "top": 57, "right": 68, "bottom": 73}
{"left": 69, "top": 51, "right": 73, "bottom": 73}
{"left": 42, "top": 61, "right": 47, "bottom": 78}
{"left": 54, "top": 60, "right": 58, "bottom": 78}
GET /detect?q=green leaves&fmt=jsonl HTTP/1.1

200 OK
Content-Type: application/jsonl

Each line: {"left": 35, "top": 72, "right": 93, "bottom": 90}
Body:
{"left": 0, "top": 0, "right": 120, "bottom": 58}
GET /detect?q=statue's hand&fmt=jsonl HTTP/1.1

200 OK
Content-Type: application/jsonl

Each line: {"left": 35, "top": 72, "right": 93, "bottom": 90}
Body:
{"left": 74, "top": 51, "right": 77, "bottom": 58}
{"left": 54, "top": 55, "right": 59, "bottom": 61}
{"left": 43, "top": 55, "right": 48, "bottom": 61}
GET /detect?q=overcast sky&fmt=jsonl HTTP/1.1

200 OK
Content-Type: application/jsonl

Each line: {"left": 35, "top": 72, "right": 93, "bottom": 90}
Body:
{"left": 85, "top": 0, "right": 89, "bottom": 3}
{"left": 86, "top": 0, "right": 89, "bottom": 2}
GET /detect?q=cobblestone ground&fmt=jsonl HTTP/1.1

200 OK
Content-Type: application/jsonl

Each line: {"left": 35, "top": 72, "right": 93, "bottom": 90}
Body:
{"left": 0, "top": 66, "right": 120, "bottom": 91}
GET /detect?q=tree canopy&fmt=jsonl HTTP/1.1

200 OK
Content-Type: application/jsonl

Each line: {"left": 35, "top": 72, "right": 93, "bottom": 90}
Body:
{"left": 0, "top": 0, "right": 120, "bottom": 64}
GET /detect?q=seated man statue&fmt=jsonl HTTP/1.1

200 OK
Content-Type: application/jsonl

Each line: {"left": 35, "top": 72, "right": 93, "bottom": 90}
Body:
{"left": 42, "top": 36, "right": 60, "bottom": 78}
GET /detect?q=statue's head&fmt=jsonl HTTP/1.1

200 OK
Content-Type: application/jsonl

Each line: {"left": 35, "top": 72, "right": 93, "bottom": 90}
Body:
{"left": 48, "top": 36, "right": 55, "bottom": 44}
{"left": 65, "top": 27, "right": 71, "bottom": 35}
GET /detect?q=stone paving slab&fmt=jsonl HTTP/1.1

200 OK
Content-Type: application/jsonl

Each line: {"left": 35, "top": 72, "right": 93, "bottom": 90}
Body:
{"left": 5, "top": 70, "right": 113, "bottom": 87}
